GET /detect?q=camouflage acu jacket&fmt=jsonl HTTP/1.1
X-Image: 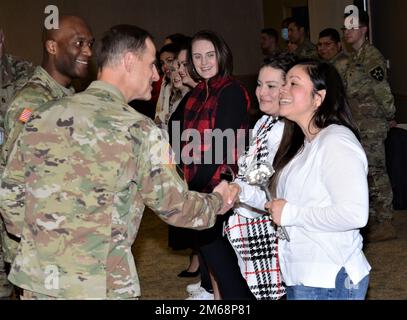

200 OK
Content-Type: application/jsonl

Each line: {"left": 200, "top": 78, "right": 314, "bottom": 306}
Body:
{"left": 330, "top": 50, "right": 349, "bottom": 81}
{"left": 343, "top": 41, "right": 395, "bottom": 134}
{"left": 0, "top": 80, "right": 222, "bottom": 299}
{"left": 2, "top": 66, "right": 74, "bottom": 168}
{"left": 0, "top": 54, "right": 33, "bottom": 127}
{"left": 295, "top": 38, "right": 318, "bottom": 59}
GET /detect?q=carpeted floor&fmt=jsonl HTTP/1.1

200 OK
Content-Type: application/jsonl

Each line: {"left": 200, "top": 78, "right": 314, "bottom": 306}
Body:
{"left": 133, "top": 208, "right": 407, "bottom": 300}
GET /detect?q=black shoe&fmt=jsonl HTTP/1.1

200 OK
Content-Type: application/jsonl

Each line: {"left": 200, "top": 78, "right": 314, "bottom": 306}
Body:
{"left": 177, "top": 268, "right": 200, "bottom": 278}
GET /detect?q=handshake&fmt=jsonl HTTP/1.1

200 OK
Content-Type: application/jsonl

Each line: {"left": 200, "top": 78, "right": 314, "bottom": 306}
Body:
{"left": 213, "top": 181, "right": 241, "bottom": 215}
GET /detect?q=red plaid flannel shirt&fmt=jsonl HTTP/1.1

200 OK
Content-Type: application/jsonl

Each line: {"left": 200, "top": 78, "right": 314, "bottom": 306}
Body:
{"left": 182, "top": 75, "right": 250, "bottom": 191}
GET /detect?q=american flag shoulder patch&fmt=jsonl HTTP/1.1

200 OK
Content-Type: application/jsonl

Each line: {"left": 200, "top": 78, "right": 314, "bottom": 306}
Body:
{"left": 18, "top": 108, "right": 33, "bottom": 123}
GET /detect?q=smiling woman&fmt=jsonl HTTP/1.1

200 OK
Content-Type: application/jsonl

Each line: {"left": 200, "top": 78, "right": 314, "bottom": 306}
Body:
{"left": 224, "top": 52, "right": 296, "bottom": 300}
{"left": 180, "top": 30, "right": 254, "bottom": 300}
{"left": 191, "top": 40, "right": 218, "bottom": 79}
{"left": 267, "top": 60, "right": 371, "bottom": 300}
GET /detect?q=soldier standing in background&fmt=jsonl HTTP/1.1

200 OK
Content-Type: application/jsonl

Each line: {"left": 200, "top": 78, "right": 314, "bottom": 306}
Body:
{"left": 286, "top": 16, "right": 317, "bottom": 59}
{"left": 343, "top": 10, "right": 397, "bottom": 242}
{"left": 0, "top": 16, "right": 94, "bottom": 299}
{"left": 0, "top": 29, "right": 33, "bottom": 128}
{"left": 0, "top": 24, "right": 236, "bottom": 299}
{"left": 0, "top": 28, "right": 33, "bottom": 299}
{"left": 317, "top": 28, "right": 348, "bottom": 79}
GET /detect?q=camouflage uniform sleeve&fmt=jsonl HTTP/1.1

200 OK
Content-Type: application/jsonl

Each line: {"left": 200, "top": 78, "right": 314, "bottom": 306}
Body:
{"left": 130, "top": 122, "right": 222, "bottom": 230}
{"left": 12, "top": 58, "right": 34, "bottom": 84}
{"left": 0, "top": 133, "right": 25, "bottom": 237}
{"left": 365, "top": 48, "right": 396, "bottom": 120}
{"left": 4, "top": 88, "right": 33, "bottom": 137}
{"left": 2, "top": 84, "right": 48, "bottom": 168}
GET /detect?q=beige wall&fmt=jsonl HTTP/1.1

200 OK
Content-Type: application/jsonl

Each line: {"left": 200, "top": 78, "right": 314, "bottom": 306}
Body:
{"left": 263, "top": 0, "right": 308, "bottom": 47}
{"left": 308, "top": 0, "right": 353, "bottom": 43}
{"left": 371, "top": 0, "right": 406, "bottom": 95}
{"left": 0, "top": 0, "right": 264, "bottom": 76}
{"left": 263, "top": 0, "right": 352, "bottom": 43}
{"left": 371, "top": 0, "right": 407, "bottom": 122}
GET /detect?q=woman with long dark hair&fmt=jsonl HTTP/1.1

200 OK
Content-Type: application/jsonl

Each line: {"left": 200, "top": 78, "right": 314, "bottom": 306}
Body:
{"left": 266, "top": 60, "right": 371, "bottom": 300}
{"left": 224, "top": 52, "right": 296, "bottom": 300}
{"left": 181, "top": 30, "right": 253, "bottom": 300}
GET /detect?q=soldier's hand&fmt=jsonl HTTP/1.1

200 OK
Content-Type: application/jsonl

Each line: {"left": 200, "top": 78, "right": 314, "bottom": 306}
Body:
{"left": 213, "top": 181, "right": 238, "bottom": 215}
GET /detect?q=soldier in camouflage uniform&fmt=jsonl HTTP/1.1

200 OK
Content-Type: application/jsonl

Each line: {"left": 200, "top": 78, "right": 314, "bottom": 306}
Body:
{"left": 317, "top": 28, "right": 348, "bottom": 79}
{"left": 0, "top": 25, "right": 237, "bottom": 299}
{"left": 343, "top": 11, "right": 396, "bottom": 242}
{"left": 0, "top": 28, "right": 33, "bottom": 299}
{"left": 286, "top": 17, "right": 317, "bottom": 59}
{"left": 0, "top": 16, "right": 93, "bottom": 299}
{"left": 0, "top": 29, "right": 34, "bottom": 128}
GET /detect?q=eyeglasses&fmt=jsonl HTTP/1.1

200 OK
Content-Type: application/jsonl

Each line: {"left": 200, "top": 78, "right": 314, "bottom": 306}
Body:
{"left": 317, "top": 41, "right": 336, "bottom": 47}
{"left": 341, "top": 26, "right": 360, "bottom": 31}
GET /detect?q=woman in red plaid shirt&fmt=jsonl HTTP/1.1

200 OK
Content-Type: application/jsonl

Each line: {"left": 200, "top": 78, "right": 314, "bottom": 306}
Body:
{"left": 181, "top": 30, "right": 253, "bottom": 300}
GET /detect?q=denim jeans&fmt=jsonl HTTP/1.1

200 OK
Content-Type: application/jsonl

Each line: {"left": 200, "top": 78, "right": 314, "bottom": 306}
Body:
{"left": 286, "top": 267, "right": 369, "bottom": 300}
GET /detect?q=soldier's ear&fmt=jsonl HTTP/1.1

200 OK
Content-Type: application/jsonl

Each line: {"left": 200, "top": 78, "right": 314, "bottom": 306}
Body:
{"left": 45, "top": 40, "right": 57, "bottom": 55}
{"left": 123, "top": 51, "right": 136, "bottom": 73}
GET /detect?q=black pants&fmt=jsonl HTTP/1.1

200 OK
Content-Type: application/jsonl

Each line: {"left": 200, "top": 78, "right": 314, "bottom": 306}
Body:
{"left": 200, "top": 237, "right": 255, "bottom": 300}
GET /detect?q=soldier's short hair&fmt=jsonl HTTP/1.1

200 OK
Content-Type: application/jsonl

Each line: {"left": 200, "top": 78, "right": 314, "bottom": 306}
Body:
{"left": 358, "top": 11, "right": 370, "bottom": 28}
{"left": 319, "top": 28, "right": 341, "bottom": 43}
{"left": 344, "top": 9, "right": 369, "bottom": 28}
{"left": 96, "top": 24, "right": 153, "bottom": 68}
{"left": 286, "top": 17, "right": 308, "bottom": 32}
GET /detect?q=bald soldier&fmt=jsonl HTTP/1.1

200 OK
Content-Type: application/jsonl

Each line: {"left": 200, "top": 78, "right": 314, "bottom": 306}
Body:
{"left": 342, "top": 11, "right": 396, "bottom": 242}
{"left": 0, "top": 15, "right": 93, "bottom": 299}
{"left": 0, "top": 24, "right": 237, "bottom": 299}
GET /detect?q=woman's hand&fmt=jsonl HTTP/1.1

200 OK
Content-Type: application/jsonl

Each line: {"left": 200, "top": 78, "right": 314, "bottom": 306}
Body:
{"left": 265, "top": 199, "right": 287, "bottom": 226}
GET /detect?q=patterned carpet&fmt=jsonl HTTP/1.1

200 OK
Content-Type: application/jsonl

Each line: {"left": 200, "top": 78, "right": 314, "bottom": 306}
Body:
{"left": 133, "top": 208, "right": 407, "bottom": 300}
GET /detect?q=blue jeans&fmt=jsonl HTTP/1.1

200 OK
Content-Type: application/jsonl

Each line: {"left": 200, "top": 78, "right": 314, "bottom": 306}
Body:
{"left": 286, "top": 267, "right": 369, "bottom": 300}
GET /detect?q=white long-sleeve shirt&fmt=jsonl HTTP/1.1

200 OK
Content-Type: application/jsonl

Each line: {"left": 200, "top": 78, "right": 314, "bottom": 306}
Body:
{"left": 277, "top": 124, "right": 371, "bottom": 288}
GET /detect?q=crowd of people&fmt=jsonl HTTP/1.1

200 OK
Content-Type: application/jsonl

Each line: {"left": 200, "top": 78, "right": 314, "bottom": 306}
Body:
{"left": 0, "top": 7, "right": 398, "bottom": 300}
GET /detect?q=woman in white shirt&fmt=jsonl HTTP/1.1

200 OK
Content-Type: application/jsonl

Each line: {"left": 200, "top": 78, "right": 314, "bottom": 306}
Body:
{"left": 266, "top": 60, "right": 371, "bottom": 300}
{"left": 224, "top": 53, "right": 295, "bottom": 300}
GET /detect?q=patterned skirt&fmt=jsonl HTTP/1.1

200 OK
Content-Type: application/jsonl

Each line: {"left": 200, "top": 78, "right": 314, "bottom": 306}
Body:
{"left": 224, "top": 213, "right": 286, "bottom": 300}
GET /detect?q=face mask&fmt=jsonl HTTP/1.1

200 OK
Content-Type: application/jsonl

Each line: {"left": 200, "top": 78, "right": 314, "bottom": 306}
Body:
{"left": 281, "top": 28, "right": 289, "bottom": 41}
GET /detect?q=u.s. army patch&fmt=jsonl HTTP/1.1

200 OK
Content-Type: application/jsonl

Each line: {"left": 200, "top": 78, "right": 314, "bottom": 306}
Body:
{"left": 370, "top": 66, "right": 384, "bottom": 81}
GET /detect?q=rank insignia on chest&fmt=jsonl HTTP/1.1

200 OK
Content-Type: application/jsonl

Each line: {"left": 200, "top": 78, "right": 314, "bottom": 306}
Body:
{"left": 370, "top": 66, "right": 384, "bottom": 82}
{"left": 18, "top": 107, "right": 33, "bottom": 123}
